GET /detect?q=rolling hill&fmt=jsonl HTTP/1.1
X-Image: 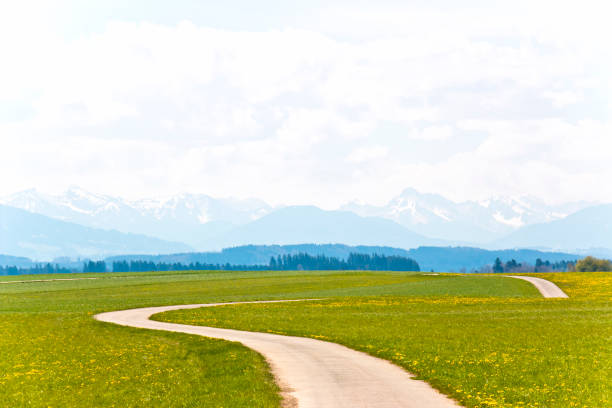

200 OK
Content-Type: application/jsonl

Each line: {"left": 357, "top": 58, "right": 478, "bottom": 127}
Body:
{"left": 0, "top": 254, "right": 34, "bottom": 268}
{"left": 106, "top": 244, "right": 415, "bottom": 266}
{"left": 106, "top": 243, "right": 581, "bottom": 273}
{"left": 0, "top": 204, "right": 192, "bottom": 260}
{"left": 495, "top": 204, "right": 612, "bottom": 251}
{"left": 201, "top": 206, "right": 446, "bottom": 249}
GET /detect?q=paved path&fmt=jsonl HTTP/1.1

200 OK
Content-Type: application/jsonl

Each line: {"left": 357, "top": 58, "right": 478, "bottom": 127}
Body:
{"left": 0, "top": 277, "right": 99, "bottom": 284}
{"left": 506, "top": 276, "right": 568, "bottom": 298}
{"left": 95, "top": 300, "right": 460, "bottom": 408}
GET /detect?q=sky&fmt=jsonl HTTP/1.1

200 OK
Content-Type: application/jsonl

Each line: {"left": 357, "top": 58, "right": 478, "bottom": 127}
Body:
{"left": 1, "top": 0, "right": 611, "bottom": 208}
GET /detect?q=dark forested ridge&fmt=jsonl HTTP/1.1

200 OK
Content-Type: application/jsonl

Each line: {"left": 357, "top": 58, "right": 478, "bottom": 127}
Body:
{"left": 268, "top": 253, "right": 420, "bottom": 271}
{"left": 106, "top": 244, "right": 581, "bottom": 272}
{"left": 0, "top": 263, "right": 73, "bottom": 275}
{"left": 1, "top": 244, "right": 586, "bottom": 275}
{"left": 105, "top": 244, "right": 412, "bottom": 265}
{"left": 111, "top": 252, "right": 420, "bottom": 272}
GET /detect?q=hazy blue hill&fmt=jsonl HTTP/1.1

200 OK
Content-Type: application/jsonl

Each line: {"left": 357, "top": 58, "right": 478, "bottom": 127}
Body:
{"left": 107, "top": 243, "right": 580, "bottom": 272}
{"left": 5, "top": 187, "right": 607, "bottom": 253}
{"left": 495, "top": 204, "right": 612, "bottom": 251}
{"left": 203, "top": 206, "right": 445, "bottom": 249}
{"left": 106, "top": 243, "right": 414, "bottom": 265}
{"left": 406, "top": 246, "right": 580, "bottom": 272}
{"left": 0, "top": 204, "right": 192, "bottom": 260}
{"left": 0, "top": 254, "right": 34, "bottom": 268}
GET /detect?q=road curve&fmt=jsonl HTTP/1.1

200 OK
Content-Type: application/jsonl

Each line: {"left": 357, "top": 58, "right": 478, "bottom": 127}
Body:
{"left": 506, "top": 276, "right": 568, "bottom": 298}
{"left": 95, "top": 300, "right": 460, "bottom": 408}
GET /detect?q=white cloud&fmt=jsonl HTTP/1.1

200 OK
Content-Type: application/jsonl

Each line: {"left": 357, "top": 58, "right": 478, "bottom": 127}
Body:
{"left": 346, "top": 146, "right": 388, "bottom": 163}
{"left": 0, "top": 2, "right": 611, "bottom": 208}
{"left": 541, "top": 90, "right": 583, "bottom": 108}
{"left": 384, "top": 119, "right": 612, "bottom": 205}
{"left": 417, "top": 126, "right": 453, "bottom": 141}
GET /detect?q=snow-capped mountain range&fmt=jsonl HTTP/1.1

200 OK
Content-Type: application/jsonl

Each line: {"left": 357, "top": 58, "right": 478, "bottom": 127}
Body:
{"left": 0, "top": 186, "right": 605, "bottom": 260}
{"left": 1, "top": 187, "right": 273, "bottom": 249}
{"left": 341, "top": 188, "right": 591, "bottom": 243}
{"left": 3, "top": 187, "right": 272, "bottom": 225}
{"left": 0, "top": 204, "right": 191, "bottom": 260}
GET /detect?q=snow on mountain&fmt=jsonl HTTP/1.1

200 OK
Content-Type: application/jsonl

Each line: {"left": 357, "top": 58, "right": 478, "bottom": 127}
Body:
{"left": 0, "top": 204, "right": 191, "bottom": 260}
{"left": 1, "top": 186, "right": 596, "bottom": 250}
{"left": 2, "top": 187, "right": 130, "bottom": 221}
{"left": 341, "top": 188, "right": 591, "bottom": 243}
{"left": 0, "top": 187, "right": 273, "bottom": 249}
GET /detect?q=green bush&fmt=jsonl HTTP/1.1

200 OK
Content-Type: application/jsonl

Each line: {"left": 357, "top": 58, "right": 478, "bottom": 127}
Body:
{"left": 575, "top": 256, "right": 612, "bottom": 272}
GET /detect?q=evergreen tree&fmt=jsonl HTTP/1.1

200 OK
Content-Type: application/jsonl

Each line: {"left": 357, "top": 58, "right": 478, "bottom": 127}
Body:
{"left": 492, "top": 257, "right": 504, "bottom": 273}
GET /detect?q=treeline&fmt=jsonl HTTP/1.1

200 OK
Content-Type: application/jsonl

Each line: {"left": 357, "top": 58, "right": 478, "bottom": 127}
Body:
{"left": 484, "top": 256, "right": 612, "bottom": 273}
{"left": 111, "top": 260, "right": 268, "bottom": 272}
{"left": 8, "top": 253, "right": 607, "bottom": 275}
{"left": 1, "top": 253, "right": 420, "bottom": 275}
{"left": 112, "top": 252, "right": 420, "bottom": 272}
{"left": 269, "top": 253, "right": 420, "bottom": 271}
{"left": 83, "top": 261, "right": 107, "bottom": 273}
{"left": 0, "top": 263, "right": 73, "bottom": 276}
{"left": 575, "top": 256, "right": 612, "bottom": 272}
{"left": 535, "top": 258, "right": 576, "bottom": 272}
{"left": 483, "top": 257, "right": 577, "bottom": 274}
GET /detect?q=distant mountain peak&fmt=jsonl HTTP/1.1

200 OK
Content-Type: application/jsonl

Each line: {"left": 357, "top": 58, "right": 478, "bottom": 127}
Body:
{"left": 0, "top": 187, "right": 274, "bottom": 249}
{"left": 0, "top": 186, "right": 603, "bottom": 255}
{"left": 0, "top": 204, "right": 191, "bottom": 260}
{"left": 341, "top": 189, "right": 594, "bottom": 243}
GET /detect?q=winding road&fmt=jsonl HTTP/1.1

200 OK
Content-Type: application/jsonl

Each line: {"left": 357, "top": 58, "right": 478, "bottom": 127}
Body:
{"left": 506, "top": 275, "right": 568, "bottom": 298}
{"left": 96, "top": 300, "right": 460, "bottom": 408}
{"left": 94, "top": 275, "right": 567, "bottom": 407}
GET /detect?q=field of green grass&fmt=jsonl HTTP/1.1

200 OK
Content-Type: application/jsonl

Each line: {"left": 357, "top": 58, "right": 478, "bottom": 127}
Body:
{"left": 157, "top": 272, "right": 611, "bottom": 408}
{"left": 1, "top": 270, "right": 610, "bottom": 407}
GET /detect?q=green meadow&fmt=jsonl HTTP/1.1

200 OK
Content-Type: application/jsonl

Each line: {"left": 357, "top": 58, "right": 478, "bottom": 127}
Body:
{"left": 1, "top": 271, "right": 610, "bottom": 407}
{"left": 159, "top": 272, "right": 611, "bottom": 408}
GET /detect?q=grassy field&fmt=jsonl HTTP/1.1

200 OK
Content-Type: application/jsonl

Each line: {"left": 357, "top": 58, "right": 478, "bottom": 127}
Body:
{"left": 1, "top": 271, "right": 609, "bottom": 407}
{"left": 0, "top": 270, "right": 519, "bottom": 407}
{"left": 157, "top": 272, "right": 612, "bottom": 408}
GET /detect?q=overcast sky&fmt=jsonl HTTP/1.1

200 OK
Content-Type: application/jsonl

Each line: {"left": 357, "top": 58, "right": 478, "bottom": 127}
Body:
{"left": 1, "top": 1, "right": 611, "bottom": 208}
